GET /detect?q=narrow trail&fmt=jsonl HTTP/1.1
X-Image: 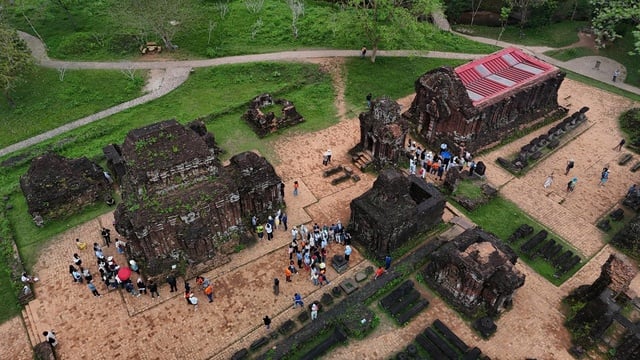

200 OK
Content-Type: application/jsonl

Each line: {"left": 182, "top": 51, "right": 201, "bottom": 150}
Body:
{"left": 4, "top": 30, "right": 638, "bottom": 159}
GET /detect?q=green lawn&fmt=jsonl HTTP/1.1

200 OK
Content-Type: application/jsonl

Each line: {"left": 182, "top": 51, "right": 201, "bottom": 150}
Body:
{"left": 450, "top": 192, "right": 585, "bottom": 285}
{"left": 453, "top": 21, "right": 588, "bottom": 48}
{"left": 5, "top": 0, "right": 497, "bottom": 61}
{"left": 0, "top": 67, "right": 145, "bottom": 148}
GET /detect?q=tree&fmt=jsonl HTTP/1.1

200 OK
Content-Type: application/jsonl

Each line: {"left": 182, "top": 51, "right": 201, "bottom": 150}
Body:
{"left": 341, "top": 0, "right": 441, "bottom": 63}
{"left": 0, "top": 21, "right": 34, "bottom": 107}
{"left": 590, "top": 0, "right": 640, "bottom": 52}
{"left": 507, "top": 0, "right": 548, "bottom": 28}
{"left": 116, "top": 0, "right": 188, "bottom": 51}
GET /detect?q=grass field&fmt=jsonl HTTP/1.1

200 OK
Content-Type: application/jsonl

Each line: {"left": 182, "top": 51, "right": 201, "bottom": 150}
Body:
{"left": 0, "top": 68, "right": 146, "bottom": 148}
{"left": 452, "top": 21, "right": 588, "bottom": 48}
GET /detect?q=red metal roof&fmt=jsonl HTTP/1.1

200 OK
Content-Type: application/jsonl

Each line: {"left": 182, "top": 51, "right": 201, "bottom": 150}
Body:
{"left": 455, "top": 48, "right": 557, "bottom": 106}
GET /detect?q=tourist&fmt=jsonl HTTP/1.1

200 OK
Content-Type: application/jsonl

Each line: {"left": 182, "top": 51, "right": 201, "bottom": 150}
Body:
{"left": 280, "top": 181, "right": 285, "bottom": 199}
{"left": 82, "top": 269, "right": 93, "bottom": 283}
{"left": 204, "top": 282, "right": 214, "bottom": 303}
{"left": 318, "top": 271, "right": 330, "bottom": 286}
{"left": 468, "top": 160, "right": 476, "bottom": 177}
{"left": 73, "top": 253, "right": 83, "bottom": 271}
{"left": 87, "top": 281, "right": 101, "bottom": 297}
{"left": 166, "top": 273, "right": 178, "bottom": 292}
{"left": 296, "top": 251, "right": 303, "bottom": 269}
{"left": 565, "top": 159, "right": 575, "bottom": 175}
{"left": 409, "top": 158, "right": 416, "bottom": 175}
{"left": 93, "top": 243, "right": 104, "bottom": 259}
{"left": 344, "top": 245, "right": 352, "bottom": 262}
{"left": 599, "top": 168, "right": 610, "bottom": 187}
{"left": 374, "top": 266, "right": 386, "bottom": 280}
{"left": 285, "top": 267, "right": 292, "bottom": 282}
{"left": 543, "top": 174, "right": 554, "bottom": 189}
{"left": 21, "top": 272, "right": 38, "bottom": 284}
{"left": 263, "top": 315, "right": 272, "bottom": 330}
{"left": 101, "top": 228, "right": 111, "bottom": 247}
{"left": 129, "top": 259, "right": 140, "bottom": 274}
{"left": 366, "top": 92, "right": 372, "bottom": 108}
{"left": 115, "top": 238, "right": 127, "bottom": 254}
{"left": 273, "top": 278, "right": 280, "bottom": 295}
{"left": 149, "top": 280, "right": 160, "bottom": 298}
{"left": 75, "top": 238, "right": 87, "bottom": 250}
{"left": 251, "top": 215, "right": 258, "bottom": 231}
{"left": 613, "top": 69, "right": 620, "bottom": 82}
{"left": 70, "top": 265, "right": 82, "bottom": 283}
{"left": 281, "top": 212, "right": 288, "bottom": 231}
{"left": 437, "top": 162, "right": 445, "bottom": 180}
{"left": 293, "top": 181, "right": 299, "bottom": 196}
{"left": 567, "top": 177, "right": 578, "bottom": 192}
{"left": 291, "top": 226, "right": 299, "bottom": 242}
{"left": 288, "top": 260, "right": 298, "bottom": 275}
{"left": 615, "top": 138, "right": 626, "bottom": 151}
{"left": 256, "top": 223, "right": 264, "bottom": 239}
{"left": 311, "top": 302, "right": 319, "bottom": 321}
{"left": 125, "top": 281, "right": 140, "bottom": 297}
{"left": 293, "top": 293, "right": 304, "bottom": 308}
{"left": 43, "top": 330, "right": 57, "bottom": 347}
{"left": 137, "top": 277, "right": 147, "bottom": 295}
{"left": 627, "top": 184, "right": 638, "bottom": 198}
{"left": 188, "top": 293, "right": 199, "bottom": 311}
{"left": 361, "top": 46, "right": 367, "bottom": 58}
{"left": 265, "top": 222, "right": 273, "bottom": 241}
{"left": 385, "top": 255, "right": 392, "bottom": 270}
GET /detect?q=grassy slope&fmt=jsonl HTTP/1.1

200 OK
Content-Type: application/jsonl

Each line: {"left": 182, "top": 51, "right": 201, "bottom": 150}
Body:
{"left": 0, "top": 68, "right": 145, "bottom": 148}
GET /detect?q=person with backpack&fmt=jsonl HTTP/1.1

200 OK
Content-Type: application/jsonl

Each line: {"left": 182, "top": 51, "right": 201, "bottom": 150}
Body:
{"left": 204, "top": 283, "right": 214, "bottom": 303}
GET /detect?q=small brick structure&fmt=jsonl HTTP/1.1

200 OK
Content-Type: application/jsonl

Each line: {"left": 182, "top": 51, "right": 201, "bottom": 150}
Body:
{"left": 242, "top": 93, "right": 304, "bottom": 137}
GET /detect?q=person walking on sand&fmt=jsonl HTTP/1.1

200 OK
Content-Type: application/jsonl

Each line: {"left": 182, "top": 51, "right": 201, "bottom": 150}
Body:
{"left": 567, "top": 177, "right": 578, "bottom": 192}
{"left": 361, "top": 46, "right": 367, "bottom": 58}
{"left": 293, "top": 181, "right": 299, "bottom": 196}
{"left": 544, "top": 173, "right": 554, "bottom": 189}
{"left": 565, "top": 159, "right": 574, "bottom": 175}
{"left": 615, "top": 139, "right": 626, "bottom": 151}
{"left": 599, "top": 167, "right": 610, "bottom": 187}
{"left": 263, "top": 315, "right": 272, "bottom": 330}
{"left": 613, "top": 69, "right": 620, "bottom": 82}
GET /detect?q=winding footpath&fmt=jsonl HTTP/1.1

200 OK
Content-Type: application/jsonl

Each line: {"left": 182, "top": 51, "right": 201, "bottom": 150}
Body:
{"left": 2, "top": 30, "right": 637, "bottom": 158}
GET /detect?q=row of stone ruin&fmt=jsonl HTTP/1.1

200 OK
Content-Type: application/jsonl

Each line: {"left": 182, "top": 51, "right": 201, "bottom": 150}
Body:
{"left": 380, "top": 280, "right": 429, "bottom": 325}
{"left": 497, "top": 107, "right": 589, "bottom": 173}
{"left": 241, "top": 94, "right": 304, "bottom": 138}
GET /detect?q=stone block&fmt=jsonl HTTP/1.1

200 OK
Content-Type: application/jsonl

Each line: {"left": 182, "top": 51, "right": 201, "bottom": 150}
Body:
{"left": 250, "top": 337, "right": 269, "bottom": 351}
{"left": 473, "top": 316, "right": 497, "bottom": 338}
{"left": 297, "top": 310, "right": 309, "bottom": 323}
{"left": 355, "top": 271, "right": 368, "bottom": 282}
{"left": 619, "top": 153, "right": 633, "bottom": 166}
{"left": 231, "top": 348, "right": 249, "bottom": 360}
{"left": 320, "top": 293, "right": 334, "bottom": 306}
{"left": 340, "top": 279, "right": 359, "bottom": 295}
{"left": 331, "top": 286, "right": 342, "bottom": 297}
{"left": 331, "top": 254, "right": 348, "bottom": 274}
{"left": 278, "top": 319, "right": 296, "bottom": 335}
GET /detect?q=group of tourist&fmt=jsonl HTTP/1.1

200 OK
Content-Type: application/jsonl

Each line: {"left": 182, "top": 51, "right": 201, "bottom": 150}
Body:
{"left": 407, "top": 141, "right": 473, "bottom": 182}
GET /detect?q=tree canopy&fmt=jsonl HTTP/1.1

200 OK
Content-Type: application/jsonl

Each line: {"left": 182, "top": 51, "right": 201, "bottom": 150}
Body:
{"left": 590, "top": 0, "right": 640, "bottom": 53}
{"left": 0, "top": 20, "right": 34, "bottom": 107}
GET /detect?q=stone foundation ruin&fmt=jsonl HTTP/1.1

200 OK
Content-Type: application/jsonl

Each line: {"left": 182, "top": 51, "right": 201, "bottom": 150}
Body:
{"left": 20, "top": 153, "right": 112, "bottom": 224}
{"left": 349, "top": 169, "right": 445, "bottom": 259}
{"left": 403, "top": 47, "right": 565, "bottom": 155}
{"left": 107, "top": 119, "right": 283, "bottom": 275}
{"left": 352, "top": 97, "right": 409, "bottom": 169}
{"left": 423, "top": 228, "right": 526, "bottom": 316}
{"left": 242, "top": 93, "right": 304, "bottom": 137}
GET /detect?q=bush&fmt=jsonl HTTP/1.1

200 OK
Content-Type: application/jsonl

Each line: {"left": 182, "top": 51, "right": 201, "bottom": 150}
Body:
{"left": 58, "top": 32, "right": 105, "bottom": 56}
{"left": 620, "top": 108, "right": 640, "bottom": 148}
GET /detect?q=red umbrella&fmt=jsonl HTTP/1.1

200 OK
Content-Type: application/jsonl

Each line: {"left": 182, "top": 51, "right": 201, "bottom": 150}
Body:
{"left": 118, "top": 267, "right": 132, "bottom": 281}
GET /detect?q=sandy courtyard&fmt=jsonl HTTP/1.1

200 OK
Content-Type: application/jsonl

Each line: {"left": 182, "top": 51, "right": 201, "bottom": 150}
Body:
{"left": 2, "top": 74, "right": 639, "bottom": 360}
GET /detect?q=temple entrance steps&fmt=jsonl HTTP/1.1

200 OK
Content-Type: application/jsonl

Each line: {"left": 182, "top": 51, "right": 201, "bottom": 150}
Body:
{"left": 21, "top": 301, "right": 39, "bottom": 348}
{"left": 352, "top": 151, "right": 373, "bottom": 171}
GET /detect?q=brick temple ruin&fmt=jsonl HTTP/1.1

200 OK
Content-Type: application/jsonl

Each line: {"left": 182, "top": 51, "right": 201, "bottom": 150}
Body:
{"left": 349, "top": 169, "right": 445, "bottom": 259}
{"left": 105, "top": 119, "right": 283, "bottom": 274}
{"left": 353, "top": 96, "right": 409, "bottom": 169}
{"left": 404, "top": 47, "right": 565, "bottom": 154}
{"left": 424, "top": 228, "right": 526, "bottom": 316}
{"left": 20, "top": 153, "right": 112, "bottom": 224}
{"left": 242, "top": 93, "right": 304, "bottom": 137}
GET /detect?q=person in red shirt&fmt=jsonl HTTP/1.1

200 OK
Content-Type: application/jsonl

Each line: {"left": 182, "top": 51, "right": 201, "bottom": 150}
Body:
{"left": 374, "top": 266, "right": 386, "bottom": 280}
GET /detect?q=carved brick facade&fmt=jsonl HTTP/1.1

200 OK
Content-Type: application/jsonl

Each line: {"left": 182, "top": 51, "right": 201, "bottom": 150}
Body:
{"left": 404, "top": 48, "right": 565, "bottom": 154}
{"left": 349, "top": 169, "right": 445, "bottom": 259}
{"left": 20, "top": 153, "right": 111, "bottom": 223}
{"left": 424, "top": 228, "right": 526, "bottom": 316}
{"left": 357, "top": 97, "right": 409, "bottom": 168}
{"left": 109, "top": 119, "right": 282, "bottom": 274}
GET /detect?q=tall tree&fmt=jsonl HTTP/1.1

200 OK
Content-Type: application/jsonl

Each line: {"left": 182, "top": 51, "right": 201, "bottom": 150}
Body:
{"left": 341, "top": 0, "right": 441, "bottom": 63}
{"left": 116, "top": 0, "right": 188, "bottom": 51}
{"left": 0, "top": 21, "right": 34, "bottom": 107}
{"left": 590, "top": 0, "right": 640, "bottom": 52}
{"left": 507, "top": 0, "right": 547, "bottom": 28}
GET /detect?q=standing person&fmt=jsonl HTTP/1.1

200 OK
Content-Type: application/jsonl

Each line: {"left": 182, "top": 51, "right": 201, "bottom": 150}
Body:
{"left": 101, "top": 228, "right": 111, "bottom": 247}
{"left": 615, "top": 139, "right": 626, "bottom": 151}
{"left": 71, "top": 266, "right": 82, "bottom": 283}
{"left": 263, "top": 315, "right": 272, "bottom": 330}
{"left": 544, "top": 174, "right": 554, "bottom": 189}
{"left": 265, "top": 222, "right": 274, "bottom": 241}
{"left": 43, "top": 331, "right": 57, "bottom": 347}
{"left": 293, "top": 293, "right": 304, "bottom": 308}
{"left": 384, "top": 255, "right": 392, "bottom": 270}
{"left": 366, "top": 93, "right": 372, "bottom": 108}
{"left": 613, "top": 69, "right": 620, "bottom": 82}
{"left": 73, "top": 253, "right": 83, "bottom": 271}
{"left": 115, "top": 238, "right": 127, "bottom": 254}
{"left": 311, "top": 302, "right": 319, "bottom": 321}
{"left": 87, "top": 281, "right": 101, "bottom": 297}
{"left": 256, "top": 224, "right": 264, "bottom": 240}
{"left": 627, "top": 184, "right": 638, "bottom": 198}
{"left": 273, "top": 278, "right": 280, "bottom": 295}
{"left": 293, "top": 181, "right": 299, "bottom": 196}
{"left": 188, "top": 293, "right": 199, "bottom": 311}
{"left": 437, "top": 163, "right": 445, "bottom": 180}
{"left": 148, "top": 280, "right": 160, "bottom": 298}
{"left": 281, "top": 213, "right": 288, "bottom": 231}
{"left": 565, "top": 159, "right": 575, "bottom": 175}
{"left": 136, "top": 278, "right": 147, "bottom": 295}
{"left": 166, "top": 273, "right": 178, "bottom": 292}
{"left": 204, "top": 283, "right": 214, "bottom": 303}
{"left": 361, "top": 46, "right": 367, "bottom": 58}
{"left": 251, "top": 215, "right": 258, "bottom": 231}
{"left": 280, "top": 181, "right": 285, "bottom": 200}
{"left": 285, "top": 267, "right": 292, "bottom": 282}
{"left": 129, "top": 259, "right": 140, "bottom": 274}
{"left": 567, "top": 177, "right": 578, "bottom": 192}
{"left": 374, "top": 266, "right": 386, "bottom": 280}
{"left": 75, "top": 238, "right": 87, "bottom": 250}
{"left": 599, "top": 167, "right": 610, "bottom": 186}
{"left": 344, "top": 245, "right": 352, "bottom": 262}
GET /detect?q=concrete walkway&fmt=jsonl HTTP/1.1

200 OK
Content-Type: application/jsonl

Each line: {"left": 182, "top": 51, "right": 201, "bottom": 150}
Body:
{"left": 4, "top": 30, "right": 639, "bottom": 159}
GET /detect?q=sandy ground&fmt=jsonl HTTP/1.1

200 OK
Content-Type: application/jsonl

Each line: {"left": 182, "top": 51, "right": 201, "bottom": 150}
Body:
{"left": 2, "top": 64, "right": 640, "bottom": 360}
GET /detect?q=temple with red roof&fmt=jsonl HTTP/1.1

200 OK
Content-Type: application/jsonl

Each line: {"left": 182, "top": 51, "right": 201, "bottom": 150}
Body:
{"left": 404, "top": 47, "right": 565, "bottom": 154}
